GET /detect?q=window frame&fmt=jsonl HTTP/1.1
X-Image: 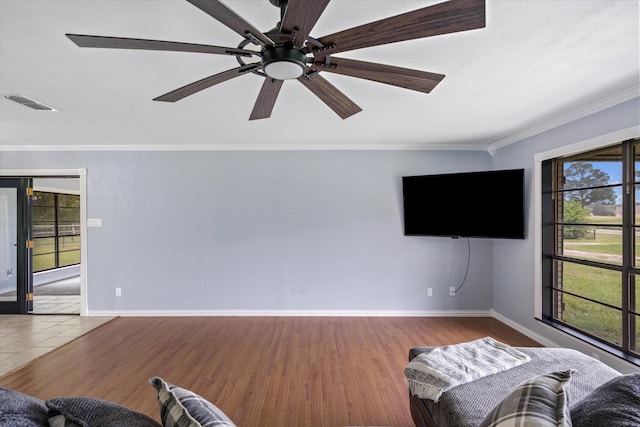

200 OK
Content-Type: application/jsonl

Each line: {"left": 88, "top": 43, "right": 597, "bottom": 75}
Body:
{"left": 539, "top": 135, "right": 640, "bottom": 364}
{"left": 33, "top": 190, "right": 81, "bottom": 273}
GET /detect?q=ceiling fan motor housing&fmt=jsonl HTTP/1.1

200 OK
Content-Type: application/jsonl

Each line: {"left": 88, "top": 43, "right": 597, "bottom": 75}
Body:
{"left": 261, "top": 45, "right": 307, "bottom": 80}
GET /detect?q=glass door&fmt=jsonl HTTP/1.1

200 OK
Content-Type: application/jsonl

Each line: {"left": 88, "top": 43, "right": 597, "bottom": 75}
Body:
{"left": 0, "top": 178, "right": 33, "bottom": 314}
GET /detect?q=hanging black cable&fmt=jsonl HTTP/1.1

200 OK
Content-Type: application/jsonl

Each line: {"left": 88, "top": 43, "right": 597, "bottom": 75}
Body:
{"left": 455, "top": 238, "right": 471, "bottom": 293}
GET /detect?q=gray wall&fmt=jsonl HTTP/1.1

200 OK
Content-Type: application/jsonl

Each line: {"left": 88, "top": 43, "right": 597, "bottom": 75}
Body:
{"left": 0, "top": 149, "right": 494, "bottom": 313}
{"left": 492, "top": 97, "right": 640, "bottom": 372}
{"left": 3, "top": 98, "right": 637, "bottom": 368}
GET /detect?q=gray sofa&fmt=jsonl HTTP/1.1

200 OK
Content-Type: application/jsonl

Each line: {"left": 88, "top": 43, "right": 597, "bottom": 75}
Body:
{"left": 0, "top": 376, "right": 235, "bottom": 427}
{"left": 408, "top": 346, "right": 640, "bottom": 427}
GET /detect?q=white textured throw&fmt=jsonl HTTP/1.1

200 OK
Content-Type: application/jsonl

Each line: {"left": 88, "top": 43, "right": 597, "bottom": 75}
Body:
{"left": 404, "top": 337, "right": 531, "bottom": 402}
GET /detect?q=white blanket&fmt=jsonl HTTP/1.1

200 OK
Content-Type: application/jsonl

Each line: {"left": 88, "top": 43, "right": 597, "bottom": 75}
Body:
{"left": 404, "top": 337, "right": 531, "bottom": 402}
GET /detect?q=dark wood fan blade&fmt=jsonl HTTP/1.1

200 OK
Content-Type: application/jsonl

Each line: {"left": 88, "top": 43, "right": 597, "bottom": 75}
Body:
{"left": 154, "top": 64, "right": 258, "bottom": 102}
{"left": 297, "top": 73, "right": 361, "bottom": 119}
{"left": 310, "top": 57, "right": 444, "bottom": 93}
{"left": 280, "top": 0, "right": 331, "bottom": 47}
{"left": 249, "top": 78, "right": 284, "bottom": 120}
{"left": 186, "top": 0, "right": 273, "bottom": 46}
{"left": 66, "top": 34, "right": 257, "bottom": 57}
{"left": 309, "top": 0, "right": 485, "bottom": 56}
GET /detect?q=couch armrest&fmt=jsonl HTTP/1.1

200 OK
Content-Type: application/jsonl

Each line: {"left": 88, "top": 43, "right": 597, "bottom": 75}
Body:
{"left": 409, "top": 391, "right": 439, "bottom": 427}
{"left": 408, "top": 347, "right": 439, "bottom": 427}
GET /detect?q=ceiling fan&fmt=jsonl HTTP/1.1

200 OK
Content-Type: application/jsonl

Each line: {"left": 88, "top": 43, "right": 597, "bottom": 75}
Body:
{"left": 66, "top": 0, "right": 485, "bottom": 120}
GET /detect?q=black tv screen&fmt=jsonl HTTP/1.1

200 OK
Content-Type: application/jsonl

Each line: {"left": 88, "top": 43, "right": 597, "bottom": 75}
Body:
{"left": 402, "top": 169, "right": 525, "bottom": 239}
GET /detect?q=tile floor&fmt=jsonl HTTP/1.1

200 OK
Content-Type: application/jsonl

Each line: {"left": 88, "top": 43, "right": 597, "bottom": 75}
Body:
{"left": 33, "top": 295, "right": 80, "bottom": 315}
{"left": 0, "top": 315, "right": 114, "bottom": 377}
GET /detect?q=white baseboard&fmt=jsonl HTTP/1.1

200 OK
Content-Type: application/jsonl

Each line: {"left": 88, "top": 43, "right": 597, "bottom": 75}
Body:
{"left": 86, "top": 309, "right": 493, "bottom": 318}
{"left": 490, "top": 310, "right": 559, "bottom": 347}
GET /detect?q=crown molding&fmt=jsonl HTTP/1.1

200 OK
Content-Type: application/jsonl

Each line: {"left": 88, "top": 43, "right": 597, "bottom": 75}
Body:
{"left": 0, "top": 168, "right": 86, "bottom": 176}
{"left": 488, "top": 85, "right": 639, "bottom": 154}
{"left": 2, "top": 86, "right": 636, "bottom": 153}
{"left": 0, "top": 142, "right": 490, "bottom": 152}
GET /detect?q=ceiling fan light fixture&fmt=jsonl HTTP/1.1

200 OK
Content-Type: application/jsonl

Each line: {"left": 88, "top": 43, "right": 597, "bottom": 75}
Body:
{"left": 263, "top": 61, "right": 304, "bottom": 80}
{"left": 261, "top": 46, "right": 306, "bottom": 80}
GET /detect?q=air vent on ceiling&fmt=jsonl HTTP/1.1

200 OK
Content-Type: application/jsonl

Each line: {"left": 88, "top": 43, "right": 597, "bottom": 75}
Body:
{"left": 4, "top": 95, "right": 57, "bottom": 111}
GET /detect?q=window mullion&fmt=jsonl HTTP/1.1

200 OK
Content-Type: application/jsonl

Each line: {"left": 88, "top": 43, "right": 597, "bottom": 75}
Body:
{"left": 554, "top": 160, "right": 564, "bottom": 321}
{"left": 621, "top": 141, "right": 633, "bottom": 351}
{"left": 54, "top": 193, "right": 59, "bottom": 269}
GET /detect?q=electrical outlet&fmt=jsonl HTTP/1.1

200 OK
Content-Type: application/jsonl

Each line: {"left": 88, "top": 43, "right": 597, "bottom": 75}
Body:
{"left": 427, "top": 288, "right": 433, "bottom": 297}
{"left": 115, "top": 287, "right": 122, "bottom": 297}
{"left": 449, "top": 286, "right": 456, "bottom": 297}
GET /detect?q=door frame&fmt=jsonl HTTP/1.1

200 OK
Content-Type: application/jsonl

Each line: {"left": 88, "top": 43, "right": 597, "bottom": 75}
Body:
{"left": 0, "top": 169, "right": 87, "bottom": 316}
{"left": 0, "top": 178, "right": 32, "bottom": 314}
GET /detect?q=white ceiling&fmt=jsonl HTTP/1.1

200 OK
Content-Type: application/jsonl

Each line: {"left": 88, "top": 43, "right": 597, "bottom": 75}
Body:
{"left": 0, "top": 0, "right": 638, "bottom": 151}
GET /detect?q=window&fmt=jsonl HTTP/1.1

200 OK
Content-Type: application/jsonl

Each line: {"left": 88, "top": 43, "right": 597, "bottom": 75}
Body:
{"left": 541, "top": 138, "right": 640, "bottom": 362}
{"left": 33, "top": 191, "right": 80, "bottom": 272}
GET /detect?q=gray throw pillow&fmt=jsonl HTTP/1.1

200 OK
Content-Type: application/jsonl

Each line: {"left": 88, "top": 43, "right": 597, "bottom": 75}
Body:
{"left": 479, "top": 370, "right": 573, "bottom": 427}
{"left": 571, "top": 373, "right": 640, "bottom": 427}
{"left": 45, "top": 397, "right": 161, "bottom": 427}
{"left": 0, "top": 388, "right": 49, "bottom": 427}
{"left": 149, "top": 377, "right": 235, "bottom": 427}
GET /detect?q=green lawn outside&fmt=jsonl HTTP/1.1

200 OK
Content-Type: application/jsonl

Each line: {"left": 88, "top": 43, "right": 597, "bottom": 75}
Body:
{"left": 585, "top": 215, "right": 623, "bottom": 226}
{"left": 32, "top": 236, "right": 81, "bottom": 272}
{"left": 564, "top": 231, "right": 623, "bottom": 257}
{"left": 33, "top": 236, "right": 81, "bottom": 255}
{"left": 560, "top": 220, "right": 638, "bottom": 348}
{"left": 563, "top": 220, "right": 640, "bottom": 264}
{"left": 562, "top": 292, "right": 622, "bottom": 345}
{"left": 561, "top": 262, "right": 621, "bottom": 307}
{"left": 560, "top": 263, "right": 622, "bottom": 344}
{"left": 584, "top": 213, "right": 640, "bottom": 226}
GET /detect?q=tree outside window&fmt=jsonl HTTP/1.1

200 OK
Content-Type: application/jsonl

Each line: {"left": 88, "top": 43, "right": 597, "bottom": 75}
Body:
{"left": 542, "top": 139, "right": 639, "bottom": 362}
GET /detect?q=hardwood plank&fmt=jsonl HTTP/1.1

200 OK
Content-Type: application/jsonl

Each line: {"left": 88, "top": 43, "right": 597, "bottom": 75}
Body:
{"left": 0, "top": 316, "right": 539, "bottom": 426}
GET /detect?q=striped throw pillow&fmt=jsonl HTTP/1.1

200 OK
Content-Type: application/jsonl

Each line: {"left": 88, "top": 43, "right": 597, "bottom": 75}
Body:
{"left": 149, "top": 377, "right": 235, "bottom": 427}
{"left": 479, "top": 370, "right": 573, "bottom": 427}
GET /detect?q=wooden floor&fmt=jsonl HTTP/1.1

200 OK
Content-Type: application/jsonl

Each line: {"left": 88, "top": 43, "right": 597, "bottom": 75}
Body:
{"left": 0, "top": 316, "right": 540, "bottom": 427}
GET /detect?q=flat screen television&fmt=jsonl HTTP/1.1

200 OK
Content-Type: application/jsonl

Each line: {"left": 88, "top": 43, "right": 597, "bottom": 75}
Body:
{"left": 402, "top": 168, "right": 525, "bottom": 239}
